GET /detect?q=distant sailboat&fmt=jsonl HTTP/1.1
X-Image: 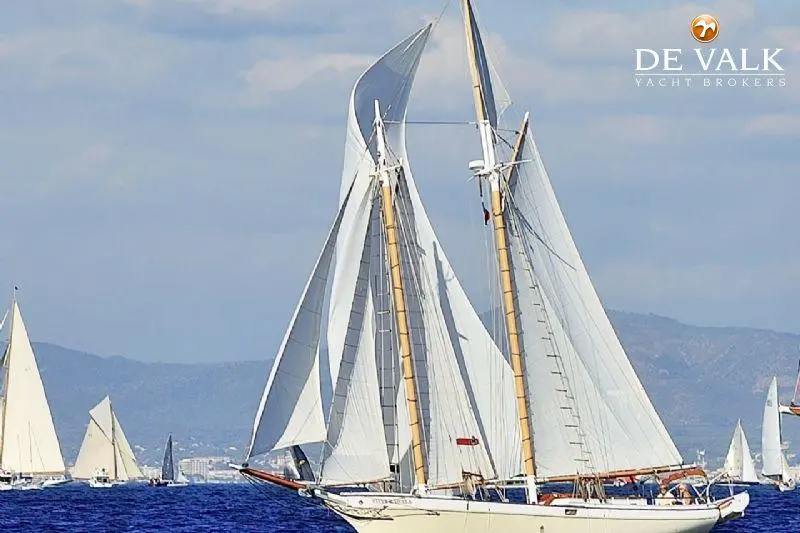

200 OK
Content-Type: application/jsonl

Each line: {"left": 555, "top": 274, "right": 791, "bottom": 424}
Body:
{"left": 722, "top": 420, "right": 759, "bottom": 485}
{"left": 149, "top": 434, "right": 187, "bottom": 487}
{"left": 0, "top": 290, "right": 67, "bottom": 490}
{"left": 762, "top": 377, "right": 796, "bottom": 491}
{"left": 71, "top": 396, "right": 143, "bottom": 488}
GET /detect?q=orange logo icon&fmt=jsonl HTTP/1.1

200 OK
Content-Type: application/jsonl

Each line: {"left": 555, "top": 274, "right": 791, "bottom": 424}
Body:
{"left": 691, "top": 14, "right": 719, "bottom": 43}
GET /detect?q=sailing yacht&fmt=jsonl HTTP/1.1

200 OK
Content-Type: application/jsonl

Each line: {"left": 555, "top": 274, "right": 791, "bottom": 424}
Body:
{"left": 722, "top": 420, "right": 759, "bottom": 485}
{"left": 234, "top": 2, "right": 748, "bottom": 531}
{"left": 71, "top": 396, "right": 143, "bottom": 487}
{"left": 0, "top": 290, "right": 68, "bottom": 490}
{"left": 762, "top": 377, "right": 797, "bottom": 491}
{"left": 149, "top": 434, "right": 187, "bottom": 487}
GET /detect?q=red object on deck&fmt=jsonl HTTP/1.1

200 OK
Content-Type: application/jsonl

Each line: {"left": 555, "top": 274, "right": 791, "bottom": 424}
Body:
{"left": 456, "top": 437, "right": 480, "bottom": 446}
{"left": 240, "top": 467, "right": 303, "bottom": 490}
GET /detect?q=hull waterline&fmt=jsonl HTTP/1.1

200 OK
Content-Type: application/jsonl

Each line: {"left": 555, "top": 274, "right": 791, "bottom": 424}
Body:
{"left": 323, "top": 492, "right": 749, "bottom": 533}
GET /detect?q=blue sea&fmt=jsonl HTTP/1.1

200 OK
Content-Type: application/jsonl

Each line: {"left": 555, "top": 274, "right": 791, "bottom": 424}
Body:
{"left": 0, "top": 483, "right": 793, "bottom": 532}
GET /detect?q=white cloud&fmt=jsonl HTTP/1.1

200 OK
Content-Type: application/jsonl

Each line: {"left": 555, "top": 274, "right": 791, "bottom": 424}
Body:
{"left": 547, "top": 0, "right": 756, "bottom": 60}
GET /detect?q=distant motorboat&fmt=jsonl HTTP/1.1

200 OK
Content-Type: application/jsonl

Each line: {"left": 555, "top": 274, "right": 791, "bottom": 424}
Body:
{"left": 71, "top": 396, "right": 144, "bottom": 487}
{"left": 0, "top": 470, "right": 42, "bottom": 491}
{"left": 88, "top": 468, "right": 116, "bottom": 488}
{"left": 149, "top": 434, "right": 187, "bottom": 488}
{"left": 0, "top": 290, "right": 68, "bottom": 489}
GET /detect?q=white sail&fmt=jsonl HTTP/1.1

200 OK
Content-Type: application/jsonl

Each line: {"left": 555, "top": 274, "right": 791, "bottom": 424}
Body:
{"left": 247, "top": 183, "right": 357, "bottom": 459}
{"left": 762, "top": 376, "right": 785, "bottom": 479}
{"left": 489, "top": 104, "right": 682, "bottom": 478}
{"left": 113, "top": 411, "right": 143, "bottom": 479}
{"left": 71, "top": 396, "right": 141, "bottom": 481}
{"left": 0, "top": 299, "right": 65, "bottom": 475}
{"left": 320, "top": 287, "right": 390, "bottom": 485}
{"left": 723, "top": 420, "right": 758, "bottom": 483}
{"left": 328, "top": 23, "right": 519, "bottom": 485}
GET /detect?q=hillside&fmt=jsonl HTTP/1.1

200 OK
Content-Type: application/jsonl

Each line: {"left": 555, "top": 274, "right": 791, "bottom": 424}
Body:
{"left": 22, "top": 310, "right": 800, "bottom": 469}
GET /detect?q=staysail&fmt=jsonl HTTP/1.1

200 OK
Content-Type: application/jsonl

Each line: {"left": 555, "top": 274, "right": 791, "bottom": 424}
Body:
{"left": 723, "top": 420, "right": 758, "bottom": 483}
{"left": 0, "top": 297, "right": 66, "bottom": 475}
{"left": 71, "top": 396, "right": 143, "bottom": 481}
{"left": 162, "top": 435, "right": 175, "bottom": 481}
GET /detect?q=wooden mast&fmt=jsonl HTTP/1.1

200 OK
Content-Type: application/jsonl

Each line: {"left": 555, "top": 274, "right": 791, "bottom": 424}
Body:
{"left": 373, "top": 100, "right": 427, "bottom": 488}
{"left": 461, "top": 0, "right": 536, "bottom": 480}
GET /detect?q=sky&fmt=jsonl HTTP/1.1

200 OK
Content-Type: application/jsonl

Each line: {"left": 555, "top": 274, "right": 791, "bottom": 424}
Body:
{"left": 0, "top": 0, "right": 798, "bottom": 363}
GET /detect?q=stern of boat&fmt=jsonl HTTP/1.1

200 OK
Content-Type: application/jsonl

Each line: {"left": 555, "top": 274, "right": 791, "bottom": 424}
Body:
{"left": 716, "top": 491, "right": 749, "bottom": 524}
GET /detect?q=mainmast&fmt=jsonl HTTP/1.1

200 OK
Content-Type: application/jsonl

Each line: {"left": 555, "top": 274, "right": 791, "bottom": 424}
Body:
{"left": 460, "top": 0, "right": 536, "bottom": 483}
{"left": 373, "top": 100, "right": 427, "bottom": 488}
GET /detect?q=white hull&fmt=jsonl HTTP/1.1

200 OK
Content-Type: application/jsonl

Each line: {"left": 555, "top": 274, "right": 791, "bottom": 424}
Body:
{"left": 88, "top": 479, "right": 117, "bottom": 488}
{"left": 41, "top": 478, "right": 71, "bottom": 488}
{"left": 322, "top": 492, "right": 749, "bottom": 533}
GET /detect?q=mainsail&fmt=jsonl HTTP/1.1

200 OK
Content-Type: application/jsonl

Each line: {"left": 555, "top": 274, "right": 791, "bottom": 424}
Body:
{"left": 459, "top": 0, "right": 682, "bottom": 479}
{"left": 0, "top": 297, "right": 65, "bottom": 475}
{"left": 722, "top": 420, "right": 758, "bottom": 483}
{"left": 71, "top": 396, "right": 143, "bottom": 481}
{"left": 162, "top": 435, "right": 175, "bottom": 481}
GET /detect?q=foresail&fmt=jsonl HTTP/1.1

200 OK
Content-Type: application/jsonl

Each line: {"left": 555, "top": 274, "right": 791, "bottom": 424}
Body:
{"left": 762, "top": 377, "right": 783, "bottom": 477}
{"left": 113, "top": 412, "right": 142, "bottom": 479}
{"left": 501, "top": 118, "right": 682, "bottom": 477}
{"left": 247, "top": 183, "right": 356, "bottom": 459}
{"left": 737, "top": 423, "right": 758, "bottom": 483}
{"left": 320, "top": 287, "right": 390, "bottom": 485}
{"left": 0, "top": 301, "right": 65, "bottom": 474}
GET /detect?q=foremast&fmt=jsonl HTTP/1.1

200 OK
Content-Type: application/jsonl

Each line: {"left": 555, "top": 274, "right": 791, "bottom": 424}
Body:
{"left": 373, "top": 100, "right": 427, "bottom": 489}
{"left": 460, "top": 0, "right": 536, "bottom": 493}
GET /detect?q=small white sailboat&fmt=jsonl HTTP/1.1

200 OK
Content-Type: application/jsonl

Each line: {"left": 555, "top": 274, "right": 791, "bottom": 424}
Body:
{"left": 70, "top": 396, "right": 143, "bottom": 487}
{"left": 0, "top": 289, "right": 68, "bottom": 490}
{"left": 149, "top": 434, "right": 187, "bottom": 487}
{"left": 762, "top": 376, "right": 796, "bottom": 491}
{"left": 234, "top": 2, "right": 748, "bottom": 531}
{"left": 722, "top": 420, "right": 759, "bottom": 485}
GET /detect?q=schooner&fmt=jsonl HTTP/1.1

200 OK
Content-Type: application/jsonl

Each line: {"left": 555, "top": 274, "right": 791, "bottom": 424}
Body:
{"left": 0, "top": 290, "right": 68, "bottom": 489}
{"left": 236, "top": 2, "right": 749, "bottom": 531}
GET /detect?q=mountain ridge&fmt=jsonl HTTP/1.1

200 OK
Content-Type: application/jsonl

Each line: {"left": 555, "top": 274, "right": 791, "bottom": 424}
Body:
{"left": 22, "top": 309, "right": 800, "bottom": 468}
